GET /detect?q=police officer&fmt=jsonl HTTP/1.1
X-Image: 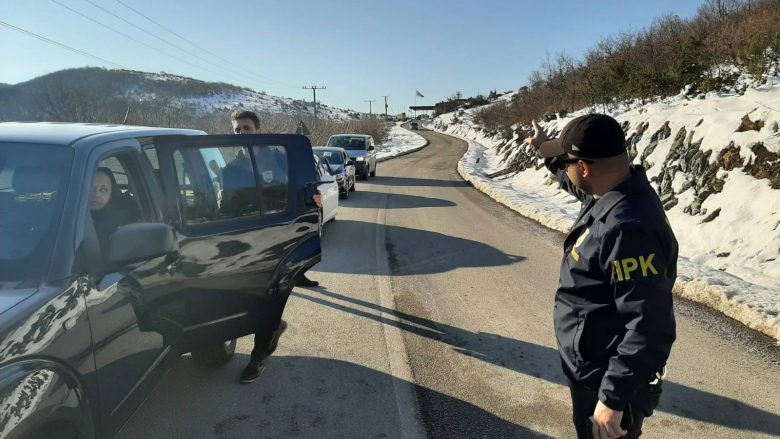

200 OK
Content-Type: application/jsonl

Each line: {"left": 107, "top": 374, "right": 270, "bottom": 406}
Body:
{"left": 525, "top": 114, "right": 678, "bottom": 438}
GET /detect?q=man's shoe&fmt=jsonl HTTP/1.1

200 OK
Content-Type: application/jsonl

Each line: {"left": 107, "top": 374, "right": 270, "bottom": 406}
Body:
{"left": 240, "top": 360, "right": 265, "bottom": 383}
{"left": 296, "top": 275, "right": 319, "bottom": 287}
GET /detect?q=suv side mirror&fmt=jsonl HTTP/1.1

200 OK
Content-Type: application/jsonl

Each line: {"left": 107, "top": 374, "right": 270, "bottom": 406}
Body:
{"left": 347, "top": 160, "right": 355, "bottom": 166}
{"left": 368, "top": 145, "right": 375, "bottom": 151}
{"left": 107, "top": 223, "right": 174, "bottom": 269}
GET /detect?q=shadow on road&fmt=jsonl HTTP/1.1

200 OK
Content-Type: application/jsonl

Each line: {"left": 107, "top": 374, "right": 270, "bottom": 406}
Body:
{"left": 294, "top": 288, "right": 780, "bottom": 437}
{"left": 317, "top": 220, "right": 525, "bottom": 276}
{"left": 363, "top": 175, "right": 470, "bottom": 188}
{"left": 341, "top": 191, "right": 457, "bottom": 209}
{"left": 118, "top": 354, "right": 553, "bottom": 439}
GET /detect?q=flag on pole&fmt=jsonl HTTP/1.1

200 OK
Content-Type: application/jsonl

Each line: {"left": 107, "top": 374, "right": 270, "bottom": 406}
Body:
{"left": 415, "top": 90, "right": 424, "bottom": 98}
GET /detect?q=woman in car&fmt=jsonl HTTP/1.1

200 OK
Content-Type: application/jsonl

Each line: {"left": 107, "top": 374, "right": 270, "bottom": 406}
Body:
{"left": 90, "top": 167, "right": 138, "bottom": 252}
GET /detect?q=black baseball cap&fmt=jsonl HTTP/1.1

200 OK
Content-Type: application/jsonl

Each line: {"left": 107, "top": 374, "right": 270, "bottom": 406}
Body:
{"left": 539, "top": 114, "right": 626, "bottom": 159}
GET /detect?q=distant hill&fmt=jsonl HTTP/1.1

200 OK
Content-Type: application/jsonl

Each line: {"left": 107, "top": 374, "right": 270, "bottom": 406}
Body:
{"left": 0, "top": 67, "right": 360, "bottom": 124}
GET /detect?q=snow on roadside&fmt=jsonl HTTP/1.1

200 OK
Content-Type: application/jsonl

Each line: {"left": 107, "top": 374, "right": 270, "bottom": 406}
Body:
{"left": 376, "top": 122, "right": 428, "bottom": 162}
{"left": 428, "top": 88, "right": 780, "bottom": 341}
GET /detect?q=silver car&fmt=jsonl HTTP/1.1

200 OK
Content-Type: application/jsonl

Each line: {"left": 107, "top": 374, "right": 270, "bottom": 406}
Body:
{"left": 326, "top": 134, "right": 377, "bottom": 180}
{"left": 313, "top": 146, "right": 356, "bottom": 199}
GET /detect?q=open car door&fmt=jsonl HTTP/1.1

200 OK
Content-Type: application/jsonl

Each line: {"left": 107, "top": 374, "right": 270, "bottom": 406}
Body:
{"left": 148, "top": 134, "right": 320, "bottom": 351}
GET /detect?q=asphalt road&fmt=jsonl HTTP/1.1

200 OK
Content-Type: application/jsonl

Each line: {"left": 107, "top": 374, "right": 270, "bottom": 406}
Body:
{"left": 120, "top": 127, "right": 780, "bottom": 439}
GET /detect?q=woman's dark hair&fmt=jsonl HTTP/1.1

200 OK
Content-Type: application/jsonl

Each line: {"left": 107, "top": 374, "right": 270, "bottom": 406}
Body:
{"left": 95, "top": 167, "right": 122, "bottom": 208}
{"left": 92, "top": 167, "right": 134, "bottom": 252}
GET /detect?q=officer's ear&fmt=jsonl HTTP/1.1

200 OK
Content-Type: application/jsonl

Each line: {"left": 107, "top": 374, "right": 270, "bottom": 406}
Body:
{"left": 579, "top": 160, "right": 594, "bottom": 178}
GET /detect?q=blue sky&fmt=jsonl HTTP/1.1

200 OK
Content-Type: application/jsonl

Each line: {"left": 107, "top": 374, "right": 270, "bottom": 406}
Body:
{"left": 1, "top": 0, "right": 704, "bottom": 114}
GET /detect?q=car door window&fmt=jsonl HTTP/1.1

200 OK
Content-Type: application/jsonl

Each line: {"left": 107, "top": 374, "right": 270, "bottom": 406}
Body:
{"left": 90, "top": 152, "right": 153, "bottom": 254}
{"left": 172, "top": 144, "right": 289, "bottom": 225}
{"left": 253, "top": 145, "right": 289, "bottom": 214}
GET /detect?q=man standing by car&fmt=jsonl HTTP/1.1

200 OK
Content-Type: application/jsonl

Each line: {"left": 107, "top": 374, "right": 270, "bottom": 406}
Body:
{"left": 230, "top": 110, "right": 322, "bottom": 383}
{"left": 230, "top": 110, "right": 320, "bottom": 287}
{"left": 525, "top": 114, "right": 678, "bottom": 438}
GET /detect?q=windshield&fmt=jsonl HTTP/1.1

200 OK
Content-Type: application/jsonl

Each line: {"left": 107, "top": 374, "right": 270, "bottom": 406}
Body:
{"left": 0, "top": 143, "right": 73, "bottom": 283}
{"left": 328, "top": 136, "right": 366, "bottom": 151}
{"left": 314, "top": 150, "right": 344, "bottom": 165}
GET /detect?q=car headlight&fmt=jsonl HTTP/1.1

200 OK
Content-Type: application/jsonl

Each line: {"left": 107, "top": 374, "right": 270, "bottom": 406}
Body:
{"left": 356, "top": 156, "right": 365, "bottom": 161}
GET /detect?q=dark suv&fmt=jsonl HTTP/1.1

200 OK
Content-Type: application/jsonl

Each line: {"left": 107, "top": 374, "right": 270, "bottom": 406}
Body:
{"left": 0, "top": 123, "right": 321, "bottom": 439}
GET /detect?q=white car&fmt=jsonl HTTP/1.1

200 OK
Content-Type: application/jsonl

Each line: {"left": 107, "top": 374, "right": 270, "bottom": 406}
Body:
{"left": 315, "top": 154, "right": 339, "bottom": 224}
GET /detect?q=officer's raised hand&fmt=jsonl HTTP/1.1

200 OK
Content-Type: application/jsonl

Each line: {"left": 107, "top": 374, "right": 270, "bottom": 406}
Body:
{"left": 523, "top": 120, "right": 549, "bottom": 150}
{"left": 592, "top": 401, "right": 626, "bottom": 439}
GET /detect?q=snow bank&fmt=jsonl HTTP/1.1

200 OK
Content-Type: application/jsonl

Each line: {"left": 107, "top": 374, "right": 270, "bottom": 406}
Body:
{"left": 429, "top": 81, "right": 780, "bottom": 341}
{"left": 376, "top": 123, "right": 428, "bottom": 162}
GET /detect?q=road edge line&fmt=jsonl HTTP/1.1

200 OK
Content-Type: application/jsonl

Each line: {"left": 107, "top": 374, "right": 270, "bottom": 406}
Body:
{"left": 374, "top": 193, "right": 427, "bottom": 439}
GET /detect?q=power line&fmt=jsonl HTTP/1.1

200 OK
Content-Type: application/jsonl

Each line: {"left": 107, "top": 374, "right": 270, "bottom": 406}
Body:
{"left": 82, "top": 0, "right": 290, "bottom": 90}
{"left": 50, "top": 0, "right": 236, "bottom": 80}
{"left": 0, "top": 19, "right": 126, "bottom": 69}
{"left": 114, "top": 0, "right": 298, "bottom": 89}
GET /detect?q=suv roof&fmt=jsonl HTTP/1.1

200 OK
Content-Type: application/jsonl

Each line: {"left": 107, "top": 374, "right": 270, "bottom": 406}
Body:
{"left": 0, "top": 122, "right": 205, "bottom": 147}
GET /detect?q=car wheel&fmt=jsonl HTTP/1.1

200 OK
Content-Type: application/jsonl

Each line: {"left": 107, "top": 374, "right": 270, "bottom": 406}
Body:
{"left": 191, "top": 339, "right": 237, "bottom": 367}
{"left": 362, "top": 170, "right": 369, "bottom": 181}
{"left": 340, "top": 187, "right": 348, "bottom": 199}
{"left": 370, "top": 164, "right": 376, "bottom": 177}
{"left": 350, "top": 177, "right": 356, "bottom": 191}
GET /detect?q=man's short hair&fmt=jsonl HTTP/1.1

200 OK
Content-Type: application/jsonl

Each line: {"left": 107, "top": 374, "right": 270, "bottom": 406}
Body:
{"left": 231, "top": 110, "right": 260, "bottom": 129}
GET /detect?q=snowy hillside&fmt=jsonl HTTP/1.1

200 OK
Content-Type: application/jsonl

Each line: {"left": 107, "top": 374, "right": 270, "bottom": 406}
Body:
{"left": 142, "top": 71, "right": 357, "bottom": 120}
{"left": 430, "top": 75, "right": 780, "bottom": 341}
{"left": 0, "top": 68, "right": 359, "bottom": 122}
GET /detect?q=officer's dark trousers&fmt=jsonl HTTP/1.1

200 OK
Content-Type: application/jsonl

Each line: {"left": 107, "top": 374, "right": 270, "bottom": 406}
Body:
{"left": 566, "top": 376, "right": 662, "bottom": 439}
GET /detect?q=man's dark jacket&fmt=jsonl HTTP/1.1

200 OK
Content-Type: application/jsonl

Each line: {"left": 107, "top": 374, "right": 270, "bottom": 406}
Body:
{"left": 548, "top": 158, "right": 678, "bottom": 410}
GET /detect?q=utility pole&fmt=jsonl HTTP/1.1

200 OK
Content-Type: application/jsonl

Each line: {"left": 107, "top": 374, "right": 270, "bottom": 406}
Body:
{"left": 383, "top": 96, "right": 388, "bottom": 120}
{"left": 365, "top": 100, "right": 376, "bottom": 118}
{"left": 302, "top": 85, "right": 326, "bottom": 129}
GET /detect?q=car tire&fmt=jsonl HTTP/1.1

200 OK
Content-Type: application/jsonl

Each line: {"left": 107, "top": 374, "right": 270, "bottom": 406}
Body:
{"left": 350, "top": 177, "right": 356, "bottom": 191}
{"left": 362, "top": 170, "right": 369, "bottom": 181}
{"left": 191, "top": 338, "right": 237, "bottom": 367}
{"left": 340, "top": 187, "right": 348, "bottom": 199}
{"left": 370, "top": 164, "right": 376, "bottom": 177}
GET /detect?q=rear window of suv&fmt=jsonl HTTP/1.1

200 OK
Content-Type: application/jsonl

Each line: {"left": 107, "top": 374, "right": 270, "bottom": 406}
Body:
{"left": 0, "top": 143, "right": 73, "bottom": 283}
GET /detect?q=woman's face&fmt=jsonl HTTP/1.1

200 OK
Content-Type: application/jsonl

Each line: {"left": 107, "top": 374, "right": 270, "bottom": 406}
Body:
{"left": 90, "top": 171, "right": 112, "bottom": 211}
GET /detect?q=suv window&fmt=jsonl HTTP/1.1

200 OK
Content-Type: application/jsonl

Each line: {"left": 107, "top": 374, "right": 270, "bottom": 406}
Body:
{"left": 89, "top": 152, "right": 152, "bottom": 254}
{"left": 328, "top": 136, "right": 366, "bottom": 150}
{"left": 173, "top": 144, "right": 289, "bottom": 225}
{"left": 0, "top": 143, "right": 72, "bottom": 283}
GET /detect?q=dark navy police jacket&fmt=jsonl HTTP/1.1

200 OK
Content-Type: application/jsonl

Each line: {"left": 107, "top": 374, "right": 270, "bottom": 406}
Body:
{"left": 548, "top": 158, "right": 678, "bottom": 411}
